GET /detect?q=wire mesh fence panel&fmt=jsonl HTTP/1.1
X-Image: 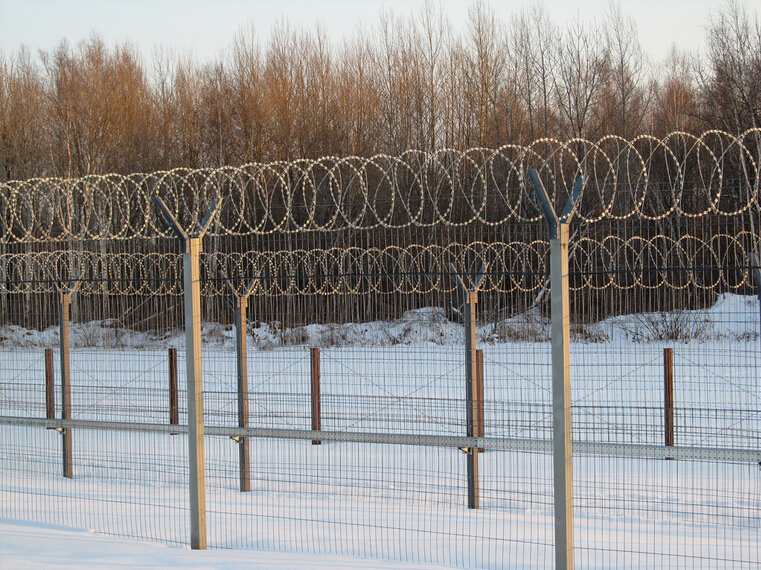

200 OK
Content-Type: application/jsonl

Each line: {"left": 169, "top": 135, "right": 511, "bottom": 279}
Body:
{"left": 573, "top": 453, "right": 761, "bottom": 569}
{"left": 203, "top": 439, "right": 556, "bottom": 568}
{"left": 0, "top": 425, "right": 190, "bottom": 546}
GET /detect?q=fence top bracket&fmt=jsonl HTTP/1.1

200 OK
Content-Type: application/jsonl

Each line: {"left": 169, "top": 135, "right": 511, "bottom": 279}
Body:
{"left": 45, "top": 267, "right": 82, "bottom": 297}
{"left": 218, "top": 269, "right": 260, "bottom": 306}
{"left": 528, "top": 169, "right": 585, "bottom": 239}
{"left": 153, "top": 196, "right": 221, "bottom": 252}
{"left": 448, "top": 262, "right": 488, "bottom": 296}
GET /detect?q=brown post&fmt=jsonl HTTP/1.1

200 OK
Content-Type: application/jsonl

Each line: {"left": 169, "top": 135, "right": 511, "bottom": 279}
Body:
{"left": 475, "top": 349, "right": 484, "bottom": 451}
{"left": 664, "top": 347, "right": 674, "bottom": 448}
{"left": 45, "top": 348, "right": 55, "bottom": 419}
{"left": 169, "top": 348, "right": 179, "bottom": 426}
{"left": 311, "top": 348, "right": 321, "bottom": 445}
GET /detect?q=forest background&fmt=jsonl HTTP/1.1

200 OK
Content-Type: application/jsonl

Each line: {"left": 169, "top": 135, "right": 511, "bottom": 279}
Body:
{"left": 1, "top": 0, "right": 759, "bottom": 182}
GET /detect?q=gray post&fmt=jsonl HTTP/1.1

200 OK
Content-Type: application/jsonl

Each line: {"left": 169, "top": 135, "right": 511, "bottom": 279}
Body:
{"left": 59, "top": 292, "right": 73, "bottom": 479}
{"left": 449, "top": 262, "right": 487, "bottom": 510}
{"left": 48, "top": 271, "right": 81, "bottom": 480}
{"left": 219, "top": 270, "right": 259, "bottom": 492}
{"left": 529, "top": 169, "right": 584, "bottom": 570}
{"left": 154, "top": 196, "right": 220, "bottom": 550}
{"left": 748, "top": 253, "right": 761, "bottom": 356}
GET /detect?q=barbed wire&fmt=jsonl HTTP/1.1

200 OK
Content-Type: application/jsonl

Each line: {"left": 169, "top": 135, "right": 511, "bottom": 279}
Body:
{"left": 3, "top": 232, "right": 758, "bottom": 296}
{"left": 1, "top": 130, "right": 759, "bottom": 242}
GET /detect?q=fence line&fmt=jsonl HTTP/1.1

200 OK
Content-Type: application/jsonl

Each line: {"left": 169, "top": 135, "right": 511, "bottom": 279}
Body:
{"left": 2, "top": 132, "right": 761, "bottom": 569}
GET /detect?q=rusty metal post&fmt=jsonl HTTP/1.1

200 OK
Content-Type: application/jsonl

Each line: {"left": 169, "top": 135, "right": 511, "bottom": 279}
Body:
{"left": 476, "top": 348, "right": 485, "bottom": 450}
{"left": 311, "top": 348, "right": 321, "bottom": 444}
{"left": 45, "top": 348, "right": 55, "bottom": 419}
{"left": 169, "top": 348, "right": 179, "bottom": 426}
{"left": 664, "top": 347, "right": 674, "bottom": 448}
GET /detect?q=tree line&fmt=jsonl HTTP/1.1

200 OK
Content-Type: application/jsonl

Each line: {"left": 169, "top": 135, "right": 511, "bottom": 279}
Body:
{"left": 1, "top": 0, "right": 759, "bottom": 182}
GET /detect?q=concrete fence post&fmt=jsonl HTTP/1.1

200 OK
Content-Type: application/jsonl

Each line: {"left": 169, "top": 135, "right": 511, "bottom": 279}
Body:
{"left": 47, "top": 270, "right": 81, "bottom": 480}
{"left": 528, "top": 169, "right": 585, "bottom": 570}
{"left": 154, "top": 196, "right": 220, "bottom": 550}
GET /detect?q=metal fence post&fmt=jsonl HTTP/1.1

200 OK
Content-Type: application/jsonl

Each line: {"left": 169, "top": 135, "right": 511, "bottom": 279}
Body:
{"left": 48, "top": 271, "right": 81, "bottom": 480}
{"left": 529, "top": 169, "right": 585, "bottom": 570}
{"left": 449, "top": 263, "right": 487, "bottom": 510}
{"left": 45, "top": 348, "right": 55, "bottom": 419}
{"left": 169, "top": 348, "right": 179, "bottom": 426}
{"left": 219, "top": 270, "right": 259, "bottom": 492}
{"left": 664, "top": 347, "right": 675, "bottom": 448}
{"left": 748, "top": 252, "right": 761, "bottom": 356}
{"left": 311, "top": 347, "right": 321, "bottom": 445}
{"left": 475, "top": 348, "right": 485, "bottom": 451}
{"left": 59, "top": 292, "right": 73, "bottom": 479}
{"left": 154, "top": 196, "right": 220, "bottom": 550}
{"left": 234, "top": 295, "right": 251, "bottom": 491}
{"left": 184, "top": 236, "right": 207, "bottom": 550}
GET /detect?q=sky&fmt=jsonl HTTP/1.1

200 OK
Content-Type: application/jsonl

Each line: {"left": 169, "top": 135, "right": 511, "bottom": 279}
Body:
{"left": 0, "top": 0, "right": 728, "bottom": 67}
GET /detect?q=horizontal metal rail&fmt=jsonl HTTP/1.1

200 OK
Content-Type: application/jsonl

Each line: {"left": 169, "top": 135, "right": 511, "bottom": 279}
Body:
{"left": 2, "top": 415, "right": 759, "bottom": 463}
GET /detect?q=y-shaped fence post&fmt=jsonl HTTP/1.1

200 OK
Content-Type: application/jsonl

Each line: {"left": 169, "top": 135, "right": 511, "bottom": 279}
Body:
{"left": 219, "top": 270, "right": 259, "bottom": 493}
{"left": 448, "top": 262, "right": 487, "bottom": 510}
{"left": 153, "top": 196, "right": 220, "bottom": 550}
{"left": 47, "top": 270, "right": 81, "bottom": 479}
{"left": 528, "top": 169, "right": 584, "bottom": 570}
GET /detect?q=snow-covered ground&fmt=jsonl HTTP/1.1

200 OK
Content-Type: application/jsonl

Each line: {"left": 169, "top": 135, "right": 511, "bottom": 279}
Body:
{"left": 1, "top": 293, "right": 760, "bottom": 568}
{"left": 0, "top": 517, "right": 453, "bottom": 570}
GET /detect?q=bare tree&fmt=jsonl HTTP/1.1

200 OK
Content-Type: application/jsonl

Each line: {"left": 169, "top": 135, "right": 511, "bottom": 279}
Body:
{"left": 553, "top": 17, "right": 605, "bottom": 140}
{"left": 509, "top": 5, "right": 557, "bottom": 140}
{"left": 599, "top": 2, "right": 649, "bottom": 138}
{"left": 696, "top": 0, "right": 761, "bottom": 132}
{"left": 0, "top": 47, "right": 48, "bottom": 180}
{"left": 651, "top": 47, "right": 701, "bottom": 136}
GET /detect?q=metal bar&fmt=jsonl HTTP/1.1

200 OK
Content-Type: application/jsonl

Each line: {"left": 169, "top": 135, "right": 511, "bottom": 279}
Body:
{"left": 528, "top": 169, "right": 558, "bottom": 239}
{"left": 45, "top": 348, "right": 54, "bottom": 420}
{"left": 235, "top": 297, "right": 251, "bottom": 492}
{"left": 551, "top": 223, "right": 573, "bottom": 570}
{"left": 154, "top": 196, "right": 214, "bottom": 550}
{"left": 311, "top": 347, "right": 321, "bottom": 445}
{"left": 664, "top": 348, "right": 675, "bottom": 448}
{"left": 59, "top": 293, "right": 73, "bottom": 479}
{"left": 749, "top": 252, "right": 761, "bottom": 361}
{"left": 476, "top": 349, "right": 485, "bottom": 451}
{"left": 184, "top": 237, "right": 207, "bottom": 550}
{"left": 464, "top": 290, "right": 479, "bottom": 509}
{"left": 152, "top": 197, "right": 188, "bottom": 246}
{"left": 169, "top": 348, "right": 179, "bottom": 425}
{"left": 530, "top": 167, "right": 576, "bottom": 570}
{"left": 5, "top": 416, "right": 760, "bottom": 463}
